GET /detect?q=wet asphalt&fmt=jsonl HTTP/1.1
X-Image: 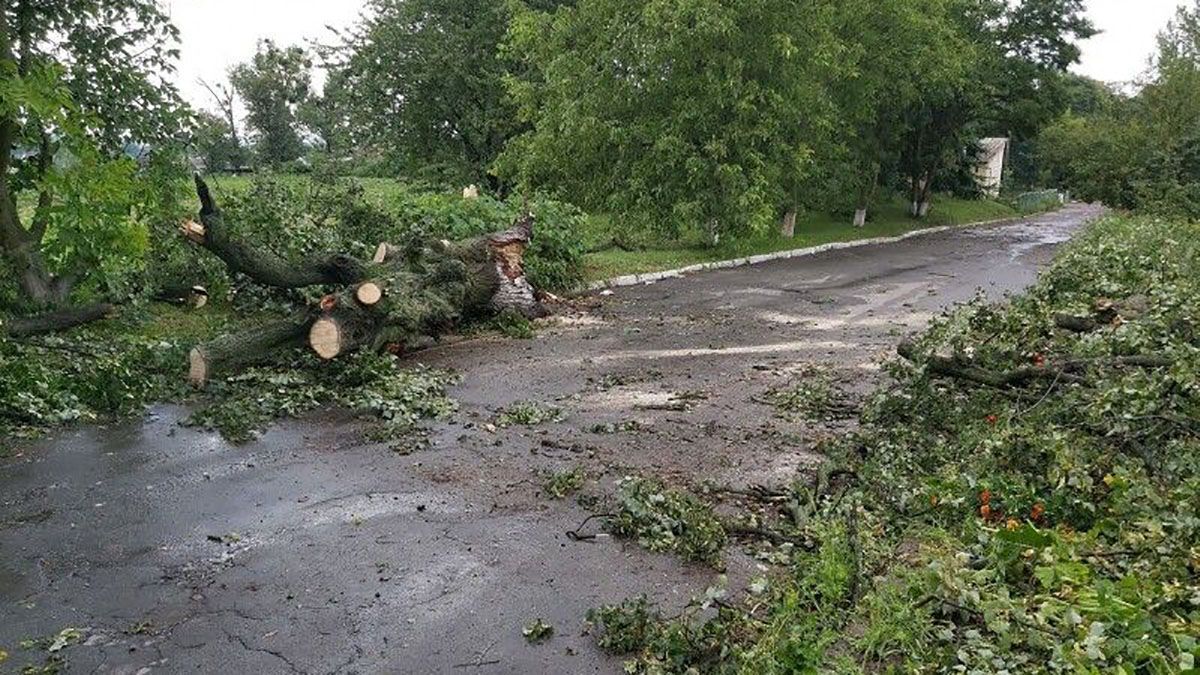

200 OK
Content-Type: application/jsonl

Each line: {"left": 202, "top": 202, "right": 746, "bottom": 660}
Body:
{"left": 0, "top": 203, "right": 1102, "bottom": 674}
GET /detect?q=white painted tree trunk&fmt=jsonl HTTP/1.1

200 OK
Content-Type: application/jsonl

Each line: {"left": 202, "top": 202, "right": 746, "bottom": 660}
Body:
{"left": 707, "top": 219, "right": 720, "bottom": 246}
{"left": 918, "top": 201, "right": 931, "bottom": 218}
{"left": 780, "top": 209, "right": 797, "bottom": 238}
{"left": 853, "top": 208, "right": 867, "bottom": 228}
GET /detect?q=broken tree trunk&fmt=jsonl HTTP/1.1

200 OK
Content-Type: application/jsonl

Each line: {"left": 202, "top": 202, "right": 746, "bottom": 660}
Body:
{"left": 185, "top": 176, "right": 546, "bottom": 386}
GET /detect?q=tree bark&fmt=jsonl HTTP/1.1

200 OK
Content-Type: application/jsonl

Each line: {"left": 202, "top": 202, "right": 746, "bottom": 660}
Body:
{"left": 189, "top": 315, "right": 311, "bottom": 387}
{"left": 780, "top": 209, "right": 797, "bottom": 238}
{"left": 2, "top": 303, "right": 116, "bottom": 338}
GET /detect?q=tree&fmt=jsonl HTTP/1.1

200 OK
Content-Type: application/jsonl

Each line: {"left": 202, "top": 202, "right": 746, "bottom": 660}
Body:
{"left": 193, "top": 111, "right": 245, "bottom": 172}
{"left": 900, "top": 0, "right": 1095, "bottom": 218}
{"left": 322, "top": 0, "right": 557, "bottom": 187}
{"left": 0, "top": 0, "right": 187, "bottom": 311}
{"left": 501, "top": 0, "right": 841, "bottom": 242}
{"left": 1036, "top": 2, "right": 1200, "bottom": 218}
{"left": 229, "top": 40, "right": 312, "bottom": 167}
{"left": 197, "top": 78, "right": 246, "bottom": 169}
{"left": 821, "top": 0, "right": 973, "bottom": 226}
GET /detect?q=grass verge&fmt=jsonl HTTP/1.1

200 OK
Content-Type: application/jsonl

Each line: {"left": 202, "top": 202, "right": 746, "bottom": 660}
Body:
{"left": 582, "top": 195, "right": 1021, "bottom": 282}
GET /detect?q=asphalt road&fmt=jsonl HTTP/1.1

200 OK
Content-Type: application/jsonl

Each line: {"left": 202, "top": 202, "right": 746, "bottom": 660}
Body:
{"left": 0, "top": 203, "right": 1102, "bottom": 674}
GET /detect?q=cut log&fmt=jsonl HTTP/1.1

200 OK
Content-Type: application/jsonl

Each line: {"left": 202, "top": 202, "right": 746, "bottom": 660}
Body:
{"left": 2, "top": 303, "right": 116, "bottom": 338}
{"left": 309, "top": 318, "right": 342, "bottom": 360}
{"left": 186, "top": 175, "right": 368, "bottom": 288}
{"left": 188, "top": 315, "right": 311, "bottom": 387}
{"left": 1054, "top": 313, "right": 1098, "bottom": 333}
{"left": 355, "top": 282, "right": 383, "bottom": 307}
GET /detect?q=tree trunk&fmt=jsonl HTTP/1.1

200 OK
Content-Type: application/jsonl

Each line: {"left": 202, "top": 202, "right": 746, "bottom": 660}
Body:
{"left": 186, "top": 177, "right": 546, "bottom": 386}
{"left": 2, "top": 302, "right": 116, "bottom": 338}
{"left": 853, "top": 162, "right": 879, "bottom": 228}
{"left": 189, "top": 315, "right": 311, "bottom": 387}
{"left": 909, "top": 174, "right": 932, "bottom": 219}
{"left": 780, "top": 209, "right": 797, "bottom": 238}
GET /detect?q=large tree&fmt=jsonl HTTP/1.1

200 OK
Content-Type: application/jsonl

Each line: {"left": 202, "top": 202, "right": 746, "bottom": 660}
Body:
{"left": 820, "top": 0, "right": 973, "bottom": 227}
{"left": 229, "top": 40, "right": 312, "bottom": 167}
{"left": 501, "top": 0, "right": 841, "bottom": 242}
{"left": 0, "top": 0, "right": 187, "bottom": 309}
{"left": 322, "top": 0, "right": 572, "bottom": 188}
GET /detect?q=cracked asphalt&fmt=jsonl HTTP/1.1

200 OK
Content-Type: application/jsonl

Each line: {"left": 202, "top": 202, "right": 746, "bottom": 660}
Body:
{"left": 0, "top": 203, "right": 1102, "bottom": 674}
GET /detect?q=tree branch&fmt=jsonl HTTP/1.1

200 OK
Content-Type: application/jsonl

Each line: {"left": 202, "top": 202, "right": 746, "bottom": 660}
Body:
{"left": 186, "top": 175, "right": 369, "bottom": 288}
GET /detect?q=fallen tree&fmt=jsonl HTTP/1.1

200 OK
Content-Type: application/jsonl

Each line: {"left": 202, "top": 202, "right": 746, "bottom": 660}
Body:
{"left": 185, "top": 175, "right": 546, "bottom": 387}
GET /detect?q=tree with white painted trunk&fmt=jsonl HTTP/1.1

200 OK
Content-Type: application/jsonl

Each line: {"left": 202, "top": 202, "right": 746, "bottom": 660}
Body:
{"left": 827, "top": 0, "right": 972, "bottom": 226}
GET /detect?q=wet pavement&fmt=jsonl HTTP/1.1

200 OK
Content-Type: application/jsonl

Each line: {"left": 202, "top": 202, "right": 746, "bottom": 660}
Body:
{"left": 0, "top": 204, "right": 1102, "bottom": 674}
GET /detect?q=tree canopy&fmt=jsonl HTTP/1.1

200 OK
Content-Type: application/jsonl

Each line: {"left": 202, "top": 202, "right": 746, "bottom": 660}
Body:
{"left": 0, "top": 0, "right": 188, "bottom": 307}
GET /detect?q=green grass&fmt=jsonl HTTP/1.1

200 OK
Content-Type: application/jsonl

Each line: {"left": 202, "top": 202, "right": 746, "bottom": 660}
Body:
{"left": 581, "top": 195, "right": 1020, "bottom": 282}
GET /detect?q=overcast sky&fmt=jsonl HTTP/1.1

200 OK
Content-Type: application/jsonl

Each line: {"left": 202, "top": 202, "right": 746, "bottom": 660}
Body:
{"left": 166, "top": 0, "right": 1188, "bottom": 112}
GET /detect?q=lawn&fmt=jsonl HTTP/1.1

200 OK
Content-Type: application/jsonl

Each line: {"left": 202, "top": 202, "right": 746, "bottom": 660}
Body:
{"left": 580, "top": 195, "right": 1021, "bottom": 282}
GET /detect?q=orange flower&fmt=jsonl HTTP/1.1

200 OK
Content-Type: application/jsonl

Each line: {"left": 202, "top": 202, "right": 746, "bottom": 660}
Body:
{"left": 1032, "top": 353, "right": 1046, "bottom": 368}
{"left": 986, "top": 414, "right": 999, "bottom": 426}
{"left": 980, "top": 504, "right": 992, "bottom": 520}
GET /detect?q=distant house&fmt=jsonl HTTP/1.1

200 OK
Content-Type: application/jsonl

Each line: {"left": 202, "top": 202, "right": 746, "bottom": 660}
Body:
{"left": 975, "top": 138, "right": 1009, "bottom": 198}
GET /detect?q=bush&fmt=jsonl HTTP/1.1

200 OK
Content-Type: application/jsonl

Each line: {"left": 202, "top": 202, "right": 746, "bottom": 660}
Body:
{"left": 208, "top": 174, "right": 587, "bottom": 294}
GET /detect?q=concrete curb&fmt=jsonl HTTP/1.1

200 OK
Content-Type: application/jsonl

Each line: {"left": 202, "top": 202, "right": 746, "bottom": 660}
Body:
{"left": 585, "top": 215, "right": 1025, "bottom": 291}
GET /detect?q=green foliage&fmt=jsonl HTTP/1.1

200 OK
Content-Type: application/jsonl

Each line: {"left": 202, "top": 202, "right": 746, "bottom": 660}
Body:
{"left": 495, "top": 401, "right": 564, "bottom": 427}
{"left": 491, "top": 309, "right": 535, "bottom": 339}
{"left": 609, "top": 477, "right": 727, "bottom": 566}
{"left": 186, "top": 353, "right": 458, "bottom": 445}
{"left": 543, "top": 466, "right": 586, "bottom": 499}
{"left": 321, "top": 0, "right": 559, "bottom": 185}
{"left": 522, "top": 618, "right": 555, "bottom": 644}
{"left": 0, "top": 307, "right": 209, "bottom": 439}
{"left": 208, "top": 174, "right": 586, "bottom": 294}
{"left": 1038, "top": 3, "right": 1200, "bottom": 218}
{"left": 767, "top": 369, "right": 855, "bottom": 422}
{"left": 502, "top": 0, "right": 844, "bottom": 240}
{"left": 592, "top": 213, "right": 1200, "bottom": 672}
{"left": 0, "top": 305, "right": 458, "bottom": 447}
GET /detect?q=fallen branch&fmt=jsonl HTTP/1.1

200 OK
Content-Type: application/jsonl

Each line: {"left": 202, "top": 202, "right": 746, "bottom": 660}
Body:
{"left": 1053, "top": 313, "right": 1098, "bottom": 333}
{"left": 185, "top": 175, "right": 368, "bottom": 288}
{"left": 897, "top": 341, "right": 1171, "bottom": 390}
{"left": 2, "top": 302, "right": 116, "bottom": 338}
